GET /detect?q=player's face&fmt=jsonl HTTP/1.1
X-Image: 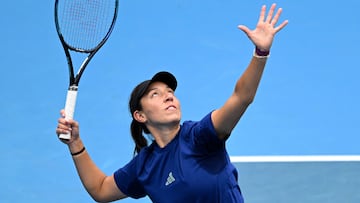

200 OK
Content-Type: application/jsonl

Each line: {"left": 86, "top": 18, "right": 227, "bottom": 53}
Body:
{"left": 139, "top": 82, "right": 181, "bottom": 128}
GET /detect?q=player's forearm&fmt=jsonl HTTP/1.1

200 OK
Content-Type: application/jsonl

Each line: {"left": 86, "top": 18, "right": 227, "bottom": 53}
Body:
{"left": 212, "top": 55, "right": 268, "bottom": 140}
{"left": 234, "top": 56, "right": 267, "bottom": 104}
{"left": 68, "top": 140, "right": 107, "bottom": 201}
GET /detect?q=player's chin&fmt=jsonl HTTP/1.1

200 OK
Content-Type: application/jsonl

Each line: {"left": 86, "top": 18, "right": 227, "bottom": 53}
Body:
{"left": 174, "top": 116, "right": 182, "bottom": 125}
{"left": 166, "top": 113, "right": 181, "bottom": 124}
{"left": 171, "top": 111, "right": 181, "bottom": 120}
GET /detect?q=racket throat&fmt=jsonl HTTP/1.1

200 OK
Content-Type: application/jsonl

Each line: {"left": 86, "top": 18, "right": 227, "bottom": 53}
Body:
{"left": 68, "top": 85, "right": 78, "bottom": 91}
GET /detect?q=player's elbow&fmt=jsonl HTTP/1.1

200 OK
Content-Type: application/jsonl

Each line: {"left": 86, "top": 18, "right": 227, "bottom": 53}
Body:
{"left": 87, "top": 183, "right": 125, "bottom": 203}
{"left": 244, "top": 96, "right": 254, "bottom": 106}
{"left": 85, "top": 187, "right": 110, "bottom": 203}
{"left": 88, "top": 192, "right": 104, "bottom": 203}
{"left": 88, "top": 190, "right": 122, "bottom": 203}
{"left": 91, "top": 195, "right": 115, "bottom": 203}
{"left": 235, "top": 88, "right": 256, "bottom": 107}
{"left": 237, "top": 93, "right": 254, "bottom": 108}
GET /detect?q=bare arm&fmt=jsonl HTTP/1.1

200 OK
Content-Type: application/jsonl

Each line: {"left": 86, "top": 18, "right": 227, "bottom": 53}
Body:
{"left": 56, "top": 111, "right": 126, "bottom": 202}
{"left": 212, "top": 4, "right": 288, "bottom": 140}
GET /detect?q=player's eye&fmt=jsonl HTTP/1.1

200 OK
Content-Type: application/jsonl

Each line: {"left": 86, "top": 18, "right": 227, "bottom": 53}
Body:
{"left": 167, "top": 89, "right": 174, "bottom": 94}
{"left": 151, "top": 91, "right": 159, "bottom": 97}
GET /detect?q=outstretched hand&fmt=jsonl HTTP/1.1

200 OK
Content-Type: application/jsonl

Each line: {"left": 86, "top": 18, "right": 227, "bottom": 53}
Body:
{"left": 238, "top": 3, "right": 288, "bottom": 51}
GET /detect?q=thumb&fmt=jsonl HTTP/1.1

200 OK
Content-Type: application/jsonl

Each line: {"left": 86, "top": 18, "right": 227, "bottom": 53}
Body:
{"left": 60, "top": 109, "right": 66, "bottom": 118}
{"left": 238, "top": 25, "right": 251, "bottom": 36}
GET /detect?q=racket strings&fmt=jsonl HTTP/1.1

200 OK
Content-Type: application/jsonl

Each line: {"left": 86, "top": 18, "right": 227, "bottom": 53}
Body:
{"left": 58, "top": 0, "right": 116, "bottom": 52}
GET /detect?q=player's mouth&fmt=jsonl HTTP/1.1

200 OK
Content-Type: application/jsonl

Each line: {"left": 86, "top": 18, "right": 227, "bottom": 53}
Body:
{"left": 166, "top": 105, "right": 177, "bottom": 110}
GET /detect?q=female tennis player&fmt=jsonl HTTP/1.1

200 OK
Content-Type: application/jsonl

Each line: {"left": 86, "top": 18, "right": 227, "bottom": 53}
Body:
{"left": 56, "top": 4, "right": 288, "bottom": 202}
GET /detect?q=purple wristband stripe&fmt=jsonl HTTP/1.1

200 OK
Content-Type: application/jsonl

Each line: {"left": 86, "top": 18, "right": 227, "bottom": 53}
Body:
{"left": 255, "top": 47, "right": 270, "bottom": 56}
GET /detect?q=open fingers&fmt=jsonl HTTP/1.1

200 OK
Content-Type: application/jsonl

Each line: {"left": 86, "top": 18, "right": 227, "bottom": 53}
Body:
{"left": 258, "top": 5, "right": 266, "bottom": 23}
{"left": 274, "top": 20, "right": 289, "bottom": 33}
{"left": 261, "top": 3, "right": 289, "bottom": 33}
{"left": 271, "top": 6, "right": 283, "bottom": 26}
{"left": 265, "top": 3, "right": 276, "bottom": 23}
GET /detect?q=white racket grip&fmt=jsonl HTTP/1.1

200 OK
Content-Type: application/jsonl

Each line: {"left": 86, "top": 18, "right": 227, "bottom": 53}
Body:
{"left": 59, "top": 86, "right": 78, "bottom": 140}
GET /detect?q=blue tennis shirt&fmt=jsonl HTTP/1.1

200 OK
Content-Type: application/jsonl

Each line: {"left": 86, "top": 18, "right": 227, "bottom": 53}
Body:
{"left": 114, "top": 113, "right": 244, "bottom": 203}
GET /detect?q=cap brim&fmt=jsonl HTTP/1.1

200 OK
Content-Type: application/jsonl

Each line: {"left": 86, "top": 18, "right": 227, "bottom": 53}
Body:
{"left": 151, "top": 71, "right": 177, "bottom": 91}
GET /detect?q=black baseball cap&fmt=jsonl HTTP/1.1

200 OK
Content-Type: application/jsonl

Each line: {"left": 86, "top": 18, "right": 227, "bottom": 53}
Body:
{"left": 129, "top": 71, "right": 177, "bottom": 115}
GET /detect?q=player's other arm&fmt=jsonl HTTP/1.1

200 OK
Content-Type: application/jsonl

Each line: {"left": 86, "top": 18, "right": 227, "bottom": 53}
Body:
{"left": 56, "top": 113, "right": 126, "bottom": 202}
{"left": 212, "top": 4, "right": 288, "bottom": 140}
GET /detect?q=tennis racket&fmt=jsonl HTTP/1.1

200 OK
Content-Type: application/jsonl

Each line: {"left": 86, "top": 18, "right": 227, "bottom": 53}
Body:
{"left": 55, "top": 0, "right": 119, "bottom": 139}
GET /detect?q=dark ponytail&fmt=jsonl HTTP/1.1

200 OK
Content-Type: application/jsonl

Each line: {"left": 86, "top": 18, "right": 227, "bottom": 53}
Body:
{"left": 130, "top": 119, "right": 148, "bottom": 155}
{"left": 129, "top": 80, "right": 152, "bottom": 155}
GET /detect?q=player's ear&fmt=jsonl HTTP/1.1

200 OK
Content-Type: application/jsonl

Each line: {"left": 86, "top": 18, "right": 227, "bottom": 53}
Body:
{"left": 133, "top": 110, "right": 146, "bottom": 123}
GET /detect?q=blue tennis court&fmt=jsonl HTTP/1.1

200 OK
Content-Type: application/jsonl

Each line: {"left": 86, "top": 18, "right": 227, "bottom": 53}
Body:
{"left": 233, "top": 156, "right": 360, "bottom": 203}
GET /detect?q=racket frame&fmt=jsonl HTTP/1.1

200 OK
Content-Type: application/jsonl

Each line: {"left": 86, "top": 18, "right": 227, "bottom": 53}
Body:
{"left": 54, "top": 0, "right": 119, "bottom": 139}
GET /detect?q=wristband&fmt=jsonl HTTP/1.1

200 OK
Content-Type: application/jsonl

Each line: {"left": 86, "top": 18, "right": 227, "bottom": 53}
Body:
{"left": 71, "top": 146, "right": 85, "bottom": 156}
{"left": 254, "top": 47, "right": 270, "bottom": 58}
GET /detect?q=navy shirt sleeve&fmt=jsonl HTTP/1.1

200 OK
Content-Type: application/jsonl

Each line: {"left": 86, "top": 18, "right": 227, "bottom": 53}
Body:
{"left": 113, "top": 156, "right": 146, "bottom": 199}
{"left": 184, "top": 112, "right": 225, "bottom": 154}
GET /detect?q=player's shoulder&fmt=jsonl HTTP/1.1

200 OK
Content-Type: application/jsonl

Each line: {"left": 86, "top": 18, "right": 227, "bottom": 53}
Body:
{"left": 180, "top": 112, "right": 213, "bottom": 133}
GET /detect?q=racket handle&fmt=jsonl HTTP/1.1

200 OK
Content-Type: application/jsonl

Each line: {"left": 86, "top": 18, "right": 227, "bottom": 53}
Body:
{"left": 59, "top": 86, "right": 78, "bottom": 140}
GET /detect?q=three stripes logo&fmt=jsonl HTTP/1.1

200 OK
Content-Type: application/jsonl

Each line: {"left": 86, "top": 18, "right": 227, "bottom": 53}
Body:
{"left": 165, "top": 172, "right": 175, "bottom": 186}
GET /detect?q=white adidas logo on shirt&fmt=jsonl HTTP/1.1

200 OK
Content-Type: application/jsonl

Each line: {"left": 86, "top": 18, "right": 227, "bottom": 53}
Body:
{"left": 165, "top": 172, "right": 175, "bottom": 186}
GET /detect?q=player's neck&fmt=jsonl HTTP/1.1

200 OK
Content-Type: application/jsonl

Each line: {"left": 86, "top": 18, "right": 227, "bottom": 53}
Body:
{"left": 150, "top": 124, "right": 180, "bottom": 148}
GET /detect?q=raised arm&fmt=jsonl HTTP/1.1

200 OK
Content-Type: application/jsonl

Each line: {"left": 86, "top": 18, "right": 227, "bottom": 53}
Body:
{"left": 56, "top": 110, "right": 126, "bottom": 202}
{"left": 212, "top": 4, "right": 288, "bottom": 140}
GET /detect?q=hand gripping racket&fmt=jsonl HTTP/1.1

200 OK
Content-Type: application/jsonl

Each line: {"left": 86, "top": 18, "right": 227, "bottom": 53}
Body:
{"left": 55, "top": 0, "right": 119, "bottom": 139}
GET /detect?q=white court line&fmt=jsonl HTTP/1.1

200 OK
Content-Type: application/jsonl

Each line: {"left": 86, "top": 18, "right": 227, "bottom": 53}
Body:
{"left": 230, "top": 155, "right": 360, "bottom": 162}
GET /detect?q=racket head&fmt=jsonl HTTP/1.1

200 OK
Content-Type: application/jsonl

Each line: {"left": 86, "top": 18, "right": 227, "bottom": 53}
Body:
{"left": 54, "top": 0, "right": 119, "bottom": 53}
